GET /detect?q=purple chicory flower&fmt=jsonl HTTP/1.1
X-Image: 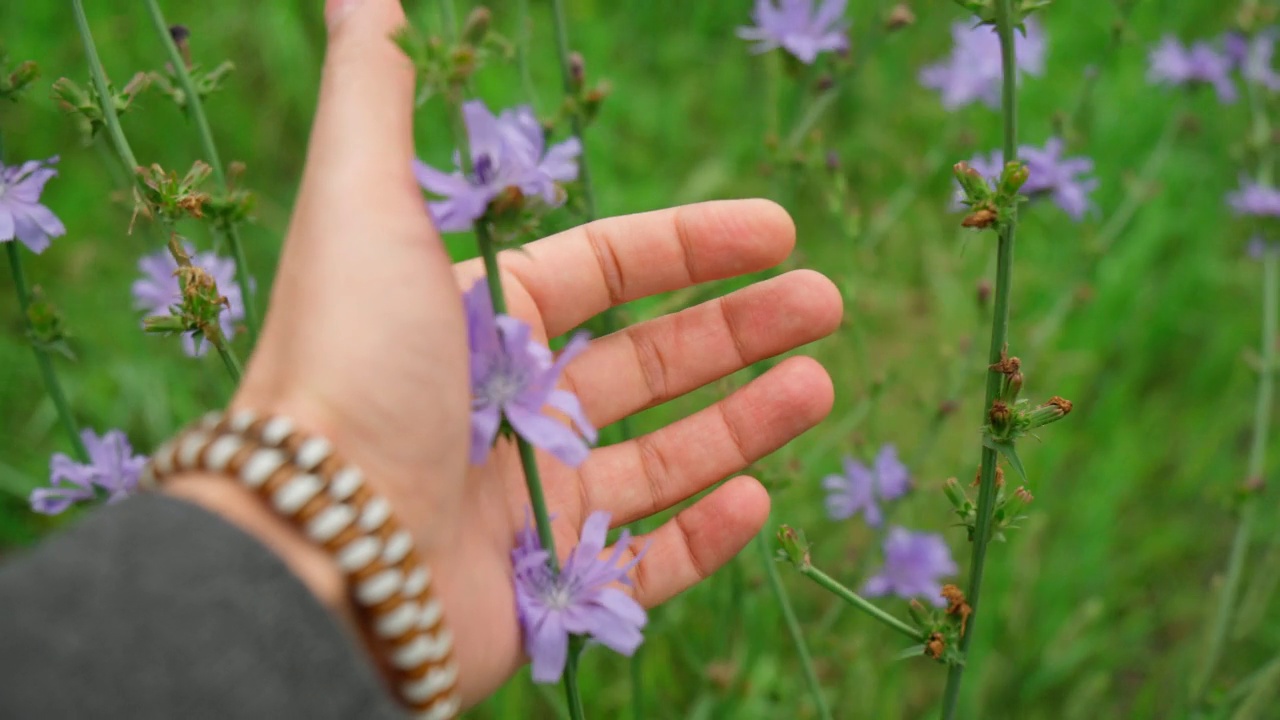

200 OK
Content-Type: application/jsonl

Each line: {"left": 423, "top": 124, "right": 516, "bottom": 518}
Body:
{"left": 861, "top": 526, "right": 958, "bottom": 606}
{"left": 0, "top": 156, "right": 67, "bottom": 254}
{"left": 413, "top": 100, "right": 581, "bottom": 232}
{"left": 1225, "top": 30, "right": 1280, "bottom": 92}
{"left": 465, "top": 280, "right": 597, "bottom": 467}
{"left": 1228, "top": 177, "right": 1280, "bottom": 218}
{"left": 512, "top": 510, "right": 647, "bottom": 683}
{"left": 822, "top": 444, "right": 910, "bottom": 526}
{"left": 1147, "top": 35, "right": 1237, "bottom": 102}
{"left": 919, "top": 18, "right": 1047, "bottom": 110}
{"left": 131, "top": 244, "right": 246, "bottom": 357}
{"left": 736, "top": 0, "right": 849, "bottom": 64}
{"left": 30, "top": 429, "right": 147, "bottom": 515}
{"left": 963, "top": 138, "right": 1098, "bottom": 220}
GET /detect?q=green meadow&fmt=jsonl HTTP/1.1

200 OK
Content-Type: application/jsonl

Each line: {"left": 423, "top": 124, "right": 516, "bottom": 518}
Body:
{"left": 1, "top": 1, "right": 1276, "bottom": 717}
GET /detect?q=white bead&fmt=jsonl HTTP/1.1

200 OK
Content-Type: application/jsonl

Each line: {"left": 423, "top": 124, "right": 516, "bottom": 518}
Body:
{"left": 420, "top": 628, "right": 452, "bottom": 662}
{"left": 295, "top": 436, "right": 331, "bottom": 470}
{"left": 355, "top": 568, "right": 403, "bottom": 607}
{"left": 382, "top": 530, "right": 413, "bottom": 565}
{"left": 203, "top": 434, "right": 244, "bottom": 472}
{"left": 416, "top": 694, "right": 460, "bottom": 720}
{"left": 199, "top": 411, "right": 224, "bottom": 429}
{"left": 272, "top": 473, "right": 323, "bottom": 515}
{"left": 358, "top": 496, "right": 391, "bottom": 532}
{"left": 228, "top": 409, "right": 257, "bottom": 433}
{"left": 400, "top": 662, "right": 458, "bottom": 703}
{"left": 336, "top": 536, "right": 381, "bottom": 573}
{"left": 239, "top": 449, "right": 287, "bottom": 488}
{"left": 330, "top": 466, "right": 363, "bottom": 501}
{"left": 391, "top": 635, "right": 432, "bottom": 670}
{"left": 177, "top": 431, "right": 210, "bottom": 469}
{"left": 152, "top": 441, "right": 175, "bottom": 475}
{"left": 403, "top": 567, "right": 431, "bottom": 597}
{"left": 418, "top": 598, "right": 443, "bottom": 629}
{"left": 306, "top": 504, "right": 357, "bottom": 544}
{"left": 375, "top": 600, "right": 419, "bottom": 639}
{"left": 260, "top": 416, "right": 295, "bottom": 446}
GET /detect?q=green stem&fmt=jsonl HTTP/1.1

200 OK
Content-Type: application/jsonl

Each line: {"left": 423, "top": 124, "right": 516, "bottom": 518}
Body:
{"left": 5, "top": 243, "right": 87, "bottom": 461}
{"left": 212, "top": 333, "right": 244, "bottom": 381}
{"left": 564, "top": 636, "right": 587, "bottom": 720}
{"left": 940, "top": 2, "right": 1020, "bottom": 717}
{"left": 142, "top": 0, "right": 259, "bottom": 343}
{"left": 1191, "top": 252, "right": 1278, "bottom": 706}
{"left": 514, "top": 0, "right": 540, "bottom": 107}
{"left": 796, "top": 562, "right": 926, "bottom": 643}
{"left": 757, "top": 533, "right": 832, "bottom": 720}
{"left": 550, "top": 0, "right": 632, "bottom": 448}
{"left": 72, "top": 0, "right": 138, "bottom": 171}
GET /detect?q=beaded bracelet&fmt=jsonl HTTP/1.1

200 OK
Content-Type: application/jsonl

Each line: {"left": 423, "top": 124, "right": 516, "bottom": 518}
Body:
{"left": 141, "top": 410, "right": 461, "bottom": 720}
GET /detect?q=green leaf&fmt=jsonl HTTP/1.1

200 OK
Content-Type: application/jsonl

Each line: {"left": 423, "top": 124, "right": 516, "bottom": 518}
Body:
{"left": 983, "top": 435, "right": 1029, "bottom": 483}
{"left": 893, "top": 644, "right": 926, "bottom": 662}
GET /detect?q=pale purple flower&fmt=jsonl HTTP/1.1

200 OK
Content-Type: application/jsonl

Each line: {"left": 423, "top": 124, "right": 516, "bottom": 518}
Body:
{"left": 30, "top": 429, "right": 147, "bottom": 515}
{"left": 465, "top": 280, "right": 597, "bottom": 467}
{"left": 919, "top": 18, "right": 1047, "bottom": 110}
{"left": 131, "top": 245, "right": 246, "bottom": 357}
{"left": 736, "top": 0, "right": 849, "bottom": 64}
{"left": 963, "top": 138, "right": 1098, "bottom": 220}
{"left": 862, "top": 527, "right": 958, "bottom": 606}
{"left": 413, "top": 100, "right": 581, "bottom": 232}
{"left": 822, "top": 444, "right": 910, "bottom": 526}
{"left": 513, "top": 510, "right": 647, "bottom": 683}
{"left": 1228, "top": 177, "right": 1280, "bottom": 218}
{"left": 1225, "top": 30, "right": 1280, "bottom": 92}
{"left": 0, "top": 156, "right": 67, "bottom": 254}
{"left": 1148, "top": 36, "right": 1237, "bottom": 102}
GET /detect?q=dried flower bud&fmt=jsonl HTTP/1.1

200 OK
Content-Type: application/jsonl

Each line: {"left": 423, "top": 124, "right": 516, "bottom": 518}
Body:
{"left": 776, "top": 525, "right": 811, "bottom": 569}
{"left": 976, "top": 280, "right": 992, "bottom": 308}
{"left": 961, "top": 207, "right": 998, "bottom": 229}
{"left": 1025, "top": 395, "right": 1073, "bottom": 429}
{"left": 815, "top": 74, "right": 835, "bottom": 92}
{"left": 1014, "top": 486, "right": 1033, "bottom": 504}
{"left": 886, "top": 4, "right": 916, "bottom": 30}
{"left": 924, "top": 632, "right": 947, "bottom": 660}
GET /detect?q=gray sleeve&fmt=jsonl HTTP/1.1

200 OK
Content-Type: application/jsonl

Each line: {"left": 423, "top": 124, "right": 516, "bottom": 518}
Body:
{"left": 0, "top": 494, "right": 408, "bottom": 720}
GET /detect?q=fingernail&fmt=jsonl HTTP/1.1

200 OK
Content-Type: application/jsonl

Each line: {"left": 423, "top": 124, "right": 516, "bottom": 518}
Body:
{"left": 325, "top": 0, "right": 361, "bottom": 29}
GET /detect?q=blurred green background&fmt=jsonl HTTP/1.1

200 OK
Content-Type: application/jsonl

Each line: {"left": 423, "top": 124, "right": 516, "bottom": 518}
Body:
{"left": 2, "top": 0, "right": 1277, "bottom": 718}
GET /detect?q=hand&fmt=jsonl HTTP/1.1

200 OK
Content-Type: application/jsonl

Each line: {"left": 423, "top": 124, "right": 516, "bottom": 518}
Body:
{"left": 214, "top": 0, "right": 841, "bottom": 706}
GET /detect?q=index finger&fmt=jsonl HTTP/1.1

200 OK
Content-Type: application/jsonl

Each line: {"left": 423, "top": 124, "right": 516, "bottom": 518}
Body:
{"left": 461, "top": 199, "right": 796, "bottom": 337}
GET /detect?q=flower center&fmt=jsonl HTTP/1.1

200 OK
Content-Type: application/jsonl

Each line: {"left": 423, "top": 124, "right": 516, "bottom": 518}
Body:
{"left": 473, "top": 153, "right": 498, "bottom": 185}
{"left": 544, "top": 582, "right": 573, "bottom": 610}
{"left": 478, "top": 356, "right": 528, "bottom": 406}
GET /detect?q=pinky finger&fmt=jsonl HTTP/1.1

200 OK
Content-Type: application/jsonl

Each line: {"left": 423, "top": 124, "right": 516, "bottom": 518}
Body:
{"left": 624, "top": 475, "right": 772, "bottom": 609}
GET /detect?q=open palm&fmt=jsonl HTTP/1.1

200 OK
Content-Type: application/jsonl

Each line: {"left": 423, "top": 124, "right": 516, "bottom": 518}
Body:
{"left": 237, "top": 0, "right": 841, "bottom": 706}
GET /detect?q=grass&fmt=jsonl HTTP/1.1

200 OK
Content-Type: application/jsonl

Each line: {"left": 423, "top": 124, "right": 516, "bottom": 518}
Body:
{"left": 1, "top": 0, "right": 1277, "bottom": 717}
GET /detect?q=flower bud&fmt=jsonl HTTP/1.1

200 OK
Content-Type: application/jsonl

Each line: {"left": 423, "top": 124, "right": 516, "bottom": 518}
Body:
{"left": 943, "top": 477, "right": 969, "bottom": 510}
{"left": 998, "top": 161, "right": 1030, "bottom": 195}
{"left": 976, "top": 280, "right": 992, "bottom": 308}
{"left": 961, "top": 207, "right": 997, "bottom": 229}
{"left": 953, "top": 161, "right": 988, "bottom": 198}
{"left": 1001, "top": 370, "right": 1023, "bottom": 402}
{"left": 924, "top": 632, "right": 947, "bottom": 660}
{"left": 776, "top": 525, "right": 811, "bottom": 569}
{"left": 463, "top": 7, "right": 492, "bottom": 44}
{"left": 1025, "top": 395, "right": 1073, "bottom": 429}
{"left": 988, "top": 399, "right": 1012, "bottom": 435}
{"left": 886, "top": 4, "right": 916, "bottom": 30}
{"left": 568, "top": 51, "right": 586, "bottom": 92}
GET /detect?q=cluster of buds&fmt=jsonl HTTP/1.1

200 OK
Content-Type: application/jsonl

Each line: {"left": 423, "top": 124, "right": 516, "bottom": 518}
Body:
{"left": 147, "top": 25, "right": 236, "bottom": 111}
{"left": 952, "top": 0, "right": 1052, "bottom": 26}
{"left": 945, "top": 473, "right": 1034, "bottom": 542}
{"left": 983, "top": 351, "right": 1073, "bottom": 442}
{"left": 24, "top": 286, "right": 73, "bottom": 359}
{"left": 906, "top": 587, "right": 970, "bottom": 666}
{"left": 394, "top": 7, "right": 512, "bottom": 106}
{"left": 52, "top": 73, "right": 150, "bottom": 143}
{"left": 885, "top": 4, "right": 917, "bottom": 31}
{"left": 133, "top": 161, "right": 213, "bottom": 228}
{"left": 202, "top": 160, "right": 256, "bottom": 229}
{"left": 0, "top": 53, "right": 40, "bottom": 101}
{"left": 558, "top": 51, "right": 612, "bottom": 129}
{"left": 955, "top": 160, "right": 1029, "bottom": 231}
{"left": 142, "top": 239, "right": 230, "bottom": 350}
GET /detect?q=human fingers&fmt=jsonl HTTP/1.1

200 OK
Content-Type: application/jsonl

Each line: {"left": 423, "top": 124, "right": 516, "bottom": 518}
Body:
{"left": 575, "top": 357, "right": 834, "bottom": 527}
{"left": 622, "top": 475, "right": 771, "bottom": 608}
{"left": 454, "top": 199, "right": 796, "bottom": 337}
{"left": 562, "top": 269, "right": 842, "bottom": 427}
